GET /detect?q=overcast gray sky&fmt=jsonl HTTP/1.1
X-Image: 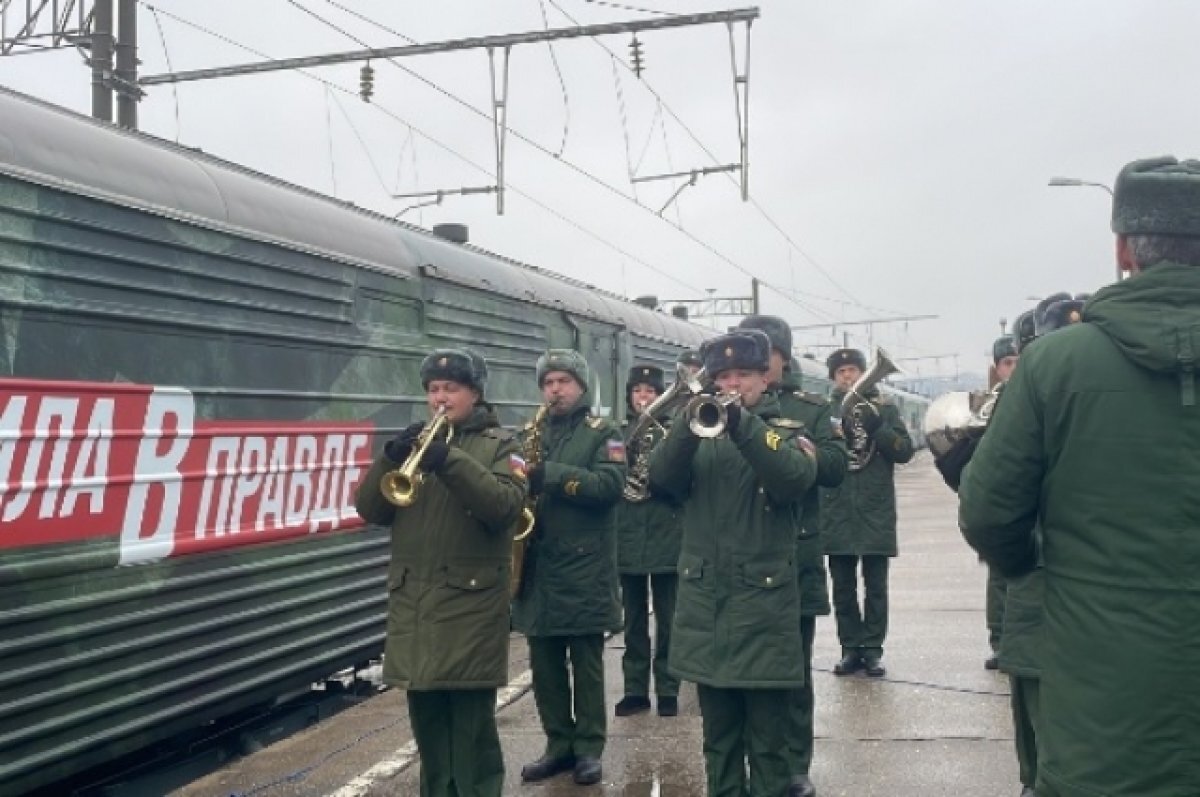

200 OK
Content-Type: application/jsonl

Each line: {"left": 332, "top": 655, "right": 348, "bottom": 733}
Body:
{"left": 4, "top": 0, "right": 1198, "bottom": 378}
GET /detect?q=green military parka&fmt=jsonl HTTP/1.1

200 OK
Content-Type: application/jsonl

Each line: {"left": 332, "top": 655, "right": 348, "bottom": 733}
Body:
{"left": 616, "top": 407, "right": 683, "bottom": 574}
{"left": 821, "top": 390, "right": 914, "bottom": 557}
{"left": 960, "top": 261, "right": 1200, "bottom": 797}
{"left": 355, "top": 405, "right": 525, "bottom": 690}
{"left": 649, "top": 393, "right": 818, "bottom": 688}
{"left": 777, "top": 367, "right": 847, "bottom": 615}
{"left": 510, "top": 394, "right": 625, "bottom": 637}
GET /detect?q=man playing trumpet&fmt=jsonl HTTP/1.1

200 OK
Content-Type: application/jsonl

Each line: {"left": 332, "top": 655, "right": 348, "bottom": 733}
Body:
{"left": 649, "top": 330, "right": 818, "bottom": 797}
{"left": 354, "top": 349, "right": 525, "bottom": 797}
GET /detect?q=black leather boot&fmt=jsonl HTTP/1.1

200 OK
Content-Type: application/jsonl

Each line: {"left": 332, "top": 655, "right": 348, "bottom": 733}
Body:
{"left": 520, "top": 754, "right": 575, "bottom": 782}
{"left": 574, "top": 756, "right": 603, "bottom": 785}
{"left": 833, "top": 652, "right": 863, "bottom": 675}
{"left": 788, "top": 773, "right": 817, "bottom": 797}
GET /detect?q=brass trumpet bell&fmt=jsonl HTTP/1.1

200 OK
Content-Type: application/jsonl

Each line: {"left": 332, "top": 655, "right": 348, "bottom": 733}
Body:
{"left": 380, "top": 406, "right": 453, "bottom": 507}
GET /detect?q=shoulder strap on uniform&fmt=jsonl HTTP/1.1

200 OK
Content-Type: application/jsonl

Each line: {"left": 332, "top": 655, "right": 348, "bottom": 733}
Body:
{"left": 791, "top": 389, "right": 826, "bottom": 406}
{"left": 768, "top": 417, "right": 804, "bottom": 429}
{"left": 482, "top": 427, "right": 516, "bottom": 441}
{"left": 586, "top": 415, "right": 607, "bottom": 430}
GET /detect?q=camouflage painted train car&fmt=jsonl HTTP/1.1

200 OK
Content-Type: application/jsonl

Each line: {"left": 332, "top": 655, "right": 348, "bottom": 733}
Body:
{"left": 0, "top": 87, "right": 709, "bottom": 794}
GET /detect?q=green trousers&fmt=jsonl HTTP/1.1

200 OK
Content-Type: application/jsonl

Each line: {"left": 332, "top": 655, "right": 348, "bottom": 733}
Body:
{"left": 406, "top": 689, "right": 503, "bottom": 797}
{"left": 828, "top": 554, "right": 889, "bottom": 656}
{"left": 697, "top": 684, "right": 792, "bottom": 797}
{"left": 786, "top": 615, "right": 817, "bottom": 776}
{"left": 620, "top": 572, "right": 680, "bottom": 698}
{"left": 1011, "top": 675, "right": 1041, "bottom": 788}
{"left": 986, "top": 566, "right": 1008, "bottom": 654}
{"left": 528, "top": 634, "right": 607, "bottom": 759}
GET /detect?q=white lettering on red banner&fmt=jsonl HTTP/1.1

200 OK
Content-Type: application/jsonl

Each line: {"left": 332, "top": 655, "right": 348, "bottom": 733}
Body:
{"left": 0, "top": 379, "right": 374, "bottom": 564}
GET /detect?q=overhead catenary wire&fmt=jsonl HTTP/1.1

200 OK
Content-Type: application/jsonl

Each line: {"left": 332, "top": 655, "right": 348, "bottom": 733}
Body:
{"left": 536, "top": 0, "right": 572, "bottom": 157}
{"left": 137, "top": 1, "right": 702, "bottom": 296}
{"left": 276, "top": 0, "right": 855, "bottom": 323}
{"left": 146, "top": 4, "right": 181, "bottom": 142}
{"left": 550, "top": 0, "right": 892, "bottom": 316}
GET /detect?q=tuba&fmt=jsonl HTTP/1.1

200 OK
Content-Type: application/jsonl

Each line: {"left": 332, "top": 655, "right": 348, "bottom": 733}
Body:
{"left": 622, "top": 364, "right": 708, "bottom": 502}
{"left": 510, "top": 400, "right": 553, "bottom": 597}
{"left": 837, "top": 347, "right": 901, "bottom": 472}
{"left": 380, "top": 406, "right": 454, "bottom": 506}
{"left": 923, "top": 385, "right": 1001, "bottom": 459}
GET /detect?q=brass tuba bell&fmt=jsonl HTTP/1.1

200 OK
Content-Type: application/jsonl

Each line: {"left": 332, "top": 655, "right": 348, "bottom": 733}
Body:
{"left": 380, "top": 405, "right": 454, "bottom": 507}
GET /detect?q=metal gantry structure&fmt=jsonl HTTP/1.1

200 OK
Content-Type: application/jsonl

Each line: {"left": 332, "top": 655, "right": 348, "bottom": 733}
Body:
{"left": 3, "top": 3, "right": 757, "bottom": 215}
{"left": 134, "top": 7, "right": 759, "bottom": 215}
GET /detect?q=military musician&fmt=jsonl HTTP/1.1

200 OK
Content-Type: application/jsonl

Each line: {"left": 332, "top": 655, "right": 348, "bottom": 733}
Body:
{"left": 737, "top": 315, "right": 847, "bottom": 797}
{"left": 354, "top": 349, "right": 525, "bottom": 797}
{"left": 822, "top": 347, "right": 914, "bottom": 678}
{"left": 649, "top": 329, "right": 818, "bottom": 797}
{"left": 614, "top": 364, "right": 683, "bottom": 719}
{"left": 511, "top": 349, "right": 625, "bottom": 786}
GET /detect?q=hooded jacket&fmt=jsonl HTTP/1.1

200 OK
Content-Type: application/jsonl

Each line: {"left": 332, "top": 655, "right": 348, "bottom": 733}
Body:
{"left": 959, "top": 261, "right": 1200, "bottom": 796}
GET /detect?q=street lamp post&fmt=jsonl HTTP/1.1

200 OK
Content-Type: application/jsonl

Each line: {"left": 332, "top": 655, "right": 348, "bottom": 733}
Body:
{"left": 1047, "top": 177, "right": 1119, "bottom": 281}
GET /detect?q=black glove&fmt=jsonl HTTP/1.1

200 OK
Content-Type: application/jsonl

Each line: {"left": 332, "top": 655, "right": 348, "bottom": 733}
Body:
{"left": 861, "top": 408, "right": 883, "bottom": 435}
{"left": 384, "top": 421, "right": 425, "bottom": 462}
{"left": 419, "top": 440, "right": 451, "bottom": 472}
{"left": 527, "top": 464, "right": 546, "bottom": 496}
{"left": 724, "top": 402, "right": 742, "bottom": 437}
{"left": 934, "top": 436, "right": 979, "bottom": 493}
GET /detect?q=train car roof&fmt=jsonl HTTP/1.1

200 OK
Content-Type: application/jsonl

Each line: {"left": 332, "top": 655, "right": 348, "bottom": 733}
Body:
{"left": 0, "top": 86, "right": 707, "bottom": 347}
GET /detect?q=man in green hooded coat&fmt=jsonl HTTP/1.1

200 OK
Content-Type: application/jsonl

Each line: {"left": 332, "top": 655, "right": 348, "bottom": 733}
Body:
{"left": 650, "top": 329, "right": 819, "bottom": 797}
{"left": 615, "top": 364, "right": 684, "bottom": 719}
{"left": 355, "top": 349, "right": 525, "bottom": 797}
{"left": 511, "top": 349, "right": 625, "bottom": 786}
{"left": 738, "top": 316, "right": 848, "bottom": 797}
{"left": 960, "top": 156, "right": 1200, "bottom": 797}
{"left": 822, "top": 348, "right": 914, "bottom": 677}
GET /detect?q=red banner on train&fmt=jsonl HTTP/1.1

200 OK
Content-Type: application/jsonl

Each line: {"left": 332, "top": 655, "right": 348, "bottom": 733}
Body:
{"left": 0, "top": 378, "right": 374, "bottom": 564}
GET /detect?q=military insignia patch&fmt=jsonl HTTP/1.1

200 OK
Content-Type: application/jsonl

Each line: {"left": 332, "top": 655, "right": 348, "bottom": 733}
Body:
{"left": 606, "top": 439, "right": 626, "bottom": 462}
{"left": 765, "top": 430, "right": 781, "bottom": 451}
{"left": 796, "top": 436, "right": 816, "bottom": 458}
{"left": 509, "top": 453, "right": 528, "bottom": 479}
{"left": 565, "top": 480, "right": 580, "bottom": 496}
{"left": 1069, "top": 309, "right": 1082, "bottom": 323}
{"left": 725, "top": 345, "right": 734, "bottom": 357}
{"left": 438, "top": 356, "right": 448, "bottom": 366}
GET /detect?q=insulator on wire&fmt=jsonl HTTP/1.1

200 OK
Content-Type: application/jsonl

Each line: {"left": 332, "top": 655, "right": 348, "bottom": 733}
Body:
{"left": 359, "top": 62, "right": 375, "bottom": 102}
{"left": 629, "top": 35, "right": 645, "bottom": 78}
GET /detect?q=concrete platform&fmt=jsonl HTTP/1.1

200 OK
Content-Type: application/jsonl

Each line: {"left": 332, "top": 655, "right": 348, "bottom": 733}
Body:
{"left": 174, "top": 452, "right": 1021, "bottom": 796}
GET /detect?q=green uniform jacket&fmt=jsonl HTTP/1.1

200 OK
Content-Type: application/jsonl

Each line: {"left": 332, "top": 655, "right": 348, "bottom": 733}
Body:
{"left": 510, "top": 397, "right": 625, "bottom": 637}
{"left": 777, "top": 368, "right": 847, "bottom": 616}
{"left": 649, "top": 394, "right": 818, "bottom": 688}
{"left": 616, "top": 410, "right": 683, "bottom": 574}
{"left": 821, "top": 391, "right": 914, "bottom": 557}
{"left": 354, "top": 405, "right": 525, "bottom": 690}
{"left": 959, "top": 262, "right": 1200, "bottom": 797}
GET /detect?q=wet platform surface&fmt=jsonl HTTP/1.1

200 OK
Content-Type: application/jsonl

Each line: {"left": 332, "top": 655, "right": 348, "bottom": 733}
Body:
{"left": 175, "top": 452, "right": 1020, "bottom": 797}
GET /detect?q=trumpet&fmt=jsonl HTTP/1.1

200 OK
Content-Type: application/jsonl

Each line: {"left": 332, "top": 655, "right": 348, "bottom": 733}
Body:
{"left": 684, "top": 391, "right": 742, "bottom": 438}
{"left": 380, "top": 406, "right": 454, "bottom": 507}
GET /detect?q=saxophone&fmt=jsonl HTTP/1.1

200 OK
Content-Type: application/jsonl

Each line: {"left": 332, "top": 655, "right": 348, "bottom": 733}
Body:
{"left": 510, "top": 400, "right": 552, "bottom": 598}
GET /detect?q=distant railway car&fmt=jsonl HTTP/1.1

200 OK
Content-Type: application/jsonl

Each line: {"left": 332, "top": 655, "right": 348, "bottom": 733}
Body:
{"left": 792, "top": 354, "right": 930, "bottom": 448}
{"left": 0, "top": 87, "right": 709, "bottom": 794}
